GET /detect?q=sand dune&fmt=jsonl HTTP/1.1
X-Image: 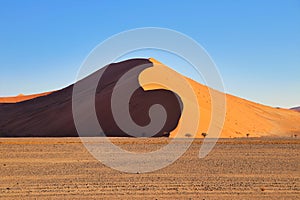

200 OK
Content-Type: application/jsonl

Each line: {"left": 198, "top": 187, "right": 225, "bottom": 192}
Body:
{"left": 0, "top": 58, "right": 299, "bottom": 138}
{"left": 291, "top": 106, "right": 300, "bottom": 112}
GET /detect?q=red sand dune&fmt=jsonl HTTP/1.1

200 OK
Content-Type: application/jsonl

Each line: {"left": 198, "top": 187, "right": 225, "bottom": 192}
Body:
{"left": 0, "top": 58, "right": 299, "bottom": 138}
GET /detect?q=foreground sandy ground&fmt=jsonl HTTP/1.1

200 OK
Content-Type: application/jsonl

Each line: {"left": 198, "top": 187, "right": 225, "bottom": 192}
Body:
{"left": 0, "top": 137, "right": 299, "bottom": 199}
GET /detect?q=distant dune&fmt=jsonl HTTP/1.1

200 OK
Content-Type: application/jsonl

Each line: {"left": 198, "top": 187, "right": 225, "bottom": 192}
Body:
{"left": 0, "top": 58, "right": 299, "bottom": 138}
{"left": 291, "top": 106, "right": 300, "bottom": 112}
{"left": 0, "top": 92, "right": 52, "bottom": 103}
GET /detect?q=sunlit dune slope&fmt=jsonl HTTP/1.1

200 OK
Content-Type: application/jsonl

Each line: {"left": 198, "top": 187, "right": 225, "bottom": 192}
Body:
{"left": 183, "top": 78, "right": 300, "bottom": 138}
{"left": 142, "top": 58, "right": 300, "bottom": 138}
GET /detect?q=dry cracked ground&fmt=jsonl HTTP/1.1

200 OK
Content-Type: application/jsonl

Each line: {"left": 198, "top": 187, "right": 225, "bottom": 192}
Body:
{"left": 0, "top": 137, "right": 299, "bottom": 199}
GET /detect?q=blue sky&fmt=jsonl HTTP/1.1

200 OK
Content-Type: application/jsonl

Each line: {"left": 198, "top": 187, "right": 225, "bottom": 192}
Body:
{"left": 0, "top": 0, "right": 299, "bottom": 108}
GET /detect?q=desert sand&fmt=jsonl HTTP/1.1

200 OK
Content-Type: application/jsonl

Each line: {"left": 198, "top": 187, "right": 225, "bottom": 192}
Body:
{"left": 0, "top": 137, "right": 299, "bottom": 199}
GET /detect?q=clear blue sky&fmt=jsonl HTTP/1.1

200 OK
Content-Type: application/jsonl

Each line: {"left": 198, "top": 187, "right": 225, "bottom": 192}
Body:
{"left": 0, "top": 0, "right": 299, "bottom": 108}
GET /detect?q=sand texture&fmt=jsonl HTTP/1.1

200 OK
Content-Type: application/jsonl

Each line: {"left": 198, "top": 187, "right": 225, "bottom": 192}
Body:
{"left": 0, "top": 137, "right": 299, "bottom": 199}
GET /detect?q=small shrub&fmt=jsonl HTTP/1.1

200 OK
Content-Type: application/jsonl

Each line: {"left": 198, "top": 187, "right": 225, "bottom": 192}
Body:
{"left": 201, "top": 132, "right": 207, "bottom": 138}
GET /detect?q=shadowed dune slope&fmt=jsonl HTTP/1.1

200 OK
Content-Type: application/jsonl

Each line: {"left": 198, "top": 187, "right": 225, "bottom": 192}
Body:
{"left": 0, "top": 59, "right": 182, "bottom": 137}
{"left": 0, "top": 58, "right": 299, "bottom": 138}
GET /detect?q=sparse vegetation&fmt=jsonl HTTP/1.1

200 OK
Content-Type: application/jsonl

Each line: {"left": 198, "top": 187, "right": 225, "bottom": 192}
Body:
{"left": 246, "top": 133, "right": 250, "bottom": 138}
{"left": 185, "top": 133, "right": 192, "bottom": 138}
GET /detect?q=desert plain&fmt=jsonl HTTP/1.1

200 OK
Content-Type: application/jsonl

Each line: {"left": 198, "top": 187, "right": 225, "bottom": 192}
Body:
{"left": 0, "top": 137, "right": 299, "bottom": 199}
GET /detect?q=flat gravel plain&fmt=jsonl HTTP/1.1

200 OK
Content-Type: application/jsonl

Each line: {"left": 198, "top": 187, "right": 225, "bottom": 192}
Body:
{"left": 0, "top": 137, "right": 299, "bottom": 199}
